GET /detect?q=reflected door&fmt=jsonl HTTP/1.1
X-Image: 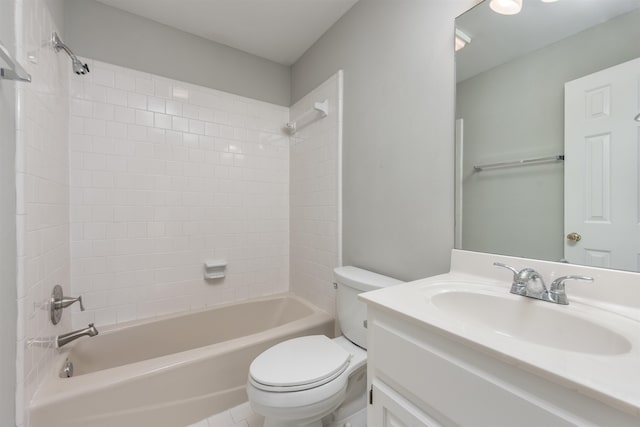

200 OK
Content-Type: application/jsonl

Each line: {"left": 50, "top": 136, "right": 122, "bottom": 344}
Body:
{"left": 564, "top": 57, "right": 640, "bottom": 271}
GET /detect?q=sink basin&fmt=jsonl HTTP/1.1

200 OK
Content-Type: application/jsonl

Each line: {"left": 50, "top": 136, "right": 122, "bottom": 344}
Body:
{"left": 428, "top": 287, "right": 632, "bottom": 356}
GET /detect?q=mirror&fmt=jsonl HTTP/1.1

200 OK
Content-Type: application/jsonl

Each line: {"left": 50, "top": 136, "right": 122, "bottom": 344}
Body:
{"left": 455, "top": 0, "right": 640, "bottom": 272}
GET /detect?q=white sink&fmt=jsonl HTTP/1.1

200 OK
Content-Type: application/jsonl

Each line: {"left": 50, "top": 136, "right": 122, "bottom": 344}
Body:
{"left": 358, "top": 252, "right": 640, "bottom": 415}
{"left": 425, "top": 284, "right": 632, "bottom": 356}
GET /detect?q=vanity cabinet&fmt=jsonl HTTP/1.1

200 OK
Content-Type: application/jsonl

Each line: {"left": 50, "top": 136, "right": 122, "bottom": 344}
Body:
{"left": 365, "top": 306, "right": 640, "bottom": 427}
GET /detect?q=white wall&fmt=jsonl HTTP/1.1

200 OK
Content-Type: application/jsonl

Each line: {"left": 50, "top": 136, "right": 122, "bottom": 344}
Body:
{"left": 0, "top": 1, "right": 17, "bottom": 424}
{"left": 291, "top": 0, "right": 479, "bottom": 281}
{"left": 14, "top": 0, "right": 69, "bottom": 425}
{"left": 63, "top": 0, "right": 291, "bottom": 106}
{"left": 457, "top": 9, "right": 640, "bottom": 262}
{"left": 68, "top": 59, "right": 290, "bottom": 327}
{"left": 290, "top": 71, "right": 343, "bottom": 317}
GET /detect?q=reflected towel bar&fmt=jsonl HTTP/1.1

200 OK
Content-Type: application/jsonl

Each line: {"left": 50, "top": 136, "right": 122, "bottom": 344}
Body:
{"left": 0, "top": 40, "right": 31, "bottom": 82}
{"left": 474, "top": 155, "right": 564, "bottom": 172}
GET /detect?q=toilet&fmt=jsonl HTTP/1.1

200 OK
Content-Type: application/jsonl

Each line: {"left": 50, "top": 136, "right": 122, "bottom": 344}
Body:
{"left": 246, "top": 266, "right": 403, "bottom": 427}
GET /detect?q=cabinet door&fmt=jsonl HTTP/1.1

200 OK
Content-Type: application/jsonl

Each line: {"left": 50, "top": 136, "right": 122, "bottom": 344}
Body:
{"left": 370, "top": 380, "right": 444, "bottom": 427}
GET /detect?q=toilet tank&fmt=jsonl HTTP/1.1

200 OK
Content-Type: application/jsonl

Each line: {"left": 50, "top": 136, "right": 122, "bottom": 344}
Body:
{"left": 334, "top": 266, "right": 403, "bottom": 349}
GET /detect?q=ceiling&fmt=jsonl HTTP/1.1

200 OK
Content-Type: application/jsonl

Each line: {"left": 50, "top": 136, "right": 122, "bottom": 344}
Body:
{"left": 456, "top": 0, "right": 640, "bottom": 82}
{"left": 96, "top": 0, "right": 359, "bottom": 66}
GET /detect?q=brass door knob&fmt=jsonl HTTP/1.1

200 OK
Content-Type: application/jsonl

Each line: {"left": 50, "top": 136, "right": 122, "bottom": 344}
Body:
{"left": 566, "top": 232, "right": 582, "bottom": 242}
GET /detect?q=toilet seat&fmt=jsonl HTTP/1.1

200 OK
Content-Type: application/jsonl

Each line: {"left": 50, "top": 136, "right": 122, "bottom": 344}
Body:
{"left": 249, "top": 335, "right": 352, "bottom": 392}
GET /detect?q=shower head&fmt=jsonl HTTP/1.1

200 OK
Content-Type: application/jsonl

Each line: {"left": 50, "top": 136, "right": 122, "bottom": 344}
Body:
{"left": 71, "top": 56, "right": 90, "bottom": 75}
{"left": 51, "top": 32, "right": 89, "bottom": 75}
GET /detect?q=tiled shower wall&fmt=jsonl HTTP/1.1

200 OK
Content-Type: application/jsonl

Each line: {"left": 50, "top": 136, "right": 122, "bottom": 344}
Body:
{"left": 289, "top": 71, "right": 343, "bottom": 316}
{"left": 68, "top": 60, "right": 290, "bottom": 328}
{"left": 14, "top": 0, "right": 69, "bottom": 425}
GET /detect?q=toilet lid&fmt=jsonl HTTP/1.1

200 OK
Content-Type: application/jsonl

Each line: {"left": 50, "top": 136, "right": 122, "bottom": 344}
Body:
{"left": 249, "top": 335, "right": 351, "bottom": 389}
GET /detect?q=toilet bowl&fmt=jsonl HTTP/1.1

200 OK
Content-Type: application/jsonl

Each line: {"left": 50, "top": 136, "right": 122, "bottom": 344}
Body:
{"left": 246, "top": 267, "right": 403, "bottom": 427}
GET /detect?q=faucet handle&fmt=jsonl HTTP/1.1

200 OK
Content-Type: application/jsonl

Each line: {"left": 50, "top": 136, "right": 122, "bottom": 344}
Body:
{"left": 494, "top": 262, "right": 526, "bottom": 294}
{"left": 549, "top": 275, "right": 593, "bottom": 305}
{"left": 57, "top": 295, "right": 85, "bottom": 311}
{"left": 493, "top": 262, "right": 519, "bottom": 278}
{"left": 494, "top": 262, "right": 546, "bottom": 295}
{"left": 50, "top": 285, "right": 85, "bottom": 325}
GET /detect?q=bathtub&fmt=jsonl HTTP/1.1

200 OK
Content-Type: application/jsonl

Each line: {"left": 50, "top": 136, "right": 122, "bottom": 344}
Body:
{"left": 30, "top": 294, "right": 334, "bottom": 427}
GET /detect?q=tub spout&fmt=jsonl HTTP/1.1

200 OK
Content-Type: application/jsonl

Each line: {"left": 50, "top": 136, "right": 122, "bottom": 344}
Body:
{"left": 56, "top": 323, "right": 98, "bottom": 348}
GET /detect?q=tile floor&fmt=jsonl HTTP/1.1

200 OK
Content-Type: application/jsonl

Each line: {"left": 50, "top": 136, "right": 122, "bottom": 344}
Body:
{"left": 188, "top": 401, "right": 264, "bottom": 427}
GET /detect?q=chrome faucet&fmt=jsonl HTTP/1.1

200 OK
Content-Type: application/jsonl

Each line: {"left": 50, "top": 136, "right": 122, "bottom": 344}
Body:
{"left": 494, "top": 262, "right": 593, "bottom": 305}
{"left": 548, "top": 275, "right": 594, "bottom": 305}
{"left": 56, "top": 323, "right": 98, "bottom": 348}
{"left": 494, "top": 262, "right": 547, "bottom": 298}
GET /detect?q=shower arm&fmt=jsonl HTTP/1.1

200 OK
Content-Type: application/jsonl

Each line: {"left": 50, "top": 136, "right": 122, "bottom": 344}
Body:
{"left": 52, "top": 33, "right": 74, "bottom": 57}
{"left": 51, "top": 32, "right": 90, "bottom": 75}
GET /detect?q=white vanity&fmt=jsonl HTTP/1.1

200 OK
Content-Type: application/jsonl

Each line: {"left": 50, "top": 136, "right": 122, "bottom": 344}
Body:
{"left": 360, "top": 250, "right": 640, "bottom": 427}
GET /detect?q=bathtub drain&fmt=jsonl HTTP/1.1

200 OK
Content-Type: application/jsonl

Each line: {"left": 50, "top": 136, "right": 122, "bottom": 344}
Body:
{"left": 60, "top": 360, "right": 74, "bottom": 378}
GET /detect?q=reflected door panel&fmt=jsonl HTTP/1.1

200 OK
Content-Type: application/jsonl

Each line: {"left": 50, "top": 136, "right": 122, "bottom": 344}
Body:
{"left": 564, "top": 57, "right": 640, "bottom": 271}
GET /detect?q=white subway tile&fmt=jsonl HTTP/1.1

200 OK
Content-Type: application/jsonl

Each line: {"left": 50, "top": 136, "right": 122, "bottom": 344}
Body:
{"left": 92, "top": 68, "right": 115, "bottom": 87}
{"left": 135, "top": 110, "right": 154, "bottom": 127}
{"left": 106, "top": 88, "right": 128, "bottom": 106}
{"left": 92, "top": 171, "right": 115, "bottom": 188}
{"left": 70, "top": 99, "right": 93, "bottom": 117}
{"left": 183, "top": 133, "right": 199, "bottom": 147}
{"left": 85, "top": 84, "right": 107, "bottom": 103}
{"left": 219, "top": 125, "right": 234, "bottom": 139}
{"left": 172, "top": 86, "right": 189, "bottom": 100}
{"left": 205, "top": 123, "right": 219, "bottom": 137}
{"left": 93, "top": 103, "right": 114, "bottom": 121}
{"left": 89, "top": 204, "right": 113, "bottom": 221}
{"left": 106, "top": 121, "right": 127, "bottom": 139}
{"left": 154, "top": 79, "right": 172, "bottom": 98}
{"left": 135, "top": 77, "right": 155, "bottom": 96}
{"left": 84, "top": 223, "right": 107, "bottom": 240}
{"left": 127, "top": 124, "right": 147, "bottom": 141}
{"left": 182, "top": 104, "right": 200, "bottom": 119}
{"left": 114, "top": 106, "right": 135, "bottom": 124}
{"left": 69, "top": 116, "right": 84, "bottom": 134}
{"left": 69, "top": 134, "right": 92, "bottom": 152}
{"left": 166, "top": 100, "right": 182, "bottom": 116}
{"left": 147, "top": 222, "right": 166, "bottom": 237}
{"left": 127, "top": 92, "right": 147, "bottom": 110}
{"left": 154, "top": 113, "right": 172, "bottom": 130}
{"left": 147, "top": 128, "right": 166, "bottom": 143}
{"left": 189, "top": 120, "right": 205, "bottom": 135}
{"left": 107, "top": 153, "right": 129, "bottom": 169}
{"left": 84, "top": 118, "right": 106, "bottom": 137}
{"left": 127, "top": 222, "right": 148, "bottom": 238}
{"left": 166, "top": 130, "right": 183, "bottom": 145}
{"left": 83, "top": 153, "right": 107, "bottom": 170}
{"left": 148, "top": 97, "right": 165, "bottom": 113}
{"left": 116, "top": 305, "right": 137, "bottom": 323}
{"left": 94, "top": 308, "right": 117, "bottom": 326}
{"left": 198, "top": 107, "right": 214, "bottom": 122}
{"left": 115, "top": 73, "right": 135, "bottom": 91}
{"left": 172, "top": 116, "right": 189, "bottom": 132}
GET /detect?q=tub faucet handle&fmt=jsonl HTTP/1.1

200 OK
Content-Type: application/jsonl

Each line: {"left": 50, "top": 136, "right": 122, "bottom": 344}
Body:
{"left": 55, "top": 295, "right": 85, "bottom": 311}
{"left": 50, "top": 285, "right": 85, "bottom": 325}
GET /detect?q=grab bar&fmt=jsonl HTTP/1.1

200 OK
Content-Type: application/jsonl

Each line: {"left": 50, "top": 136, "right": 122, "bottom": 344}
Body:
{"left": 474, "top": 155, "right": 564, "bottom": 172}
{"left": 0, "top": 40, "right": 31, "bottom": 82}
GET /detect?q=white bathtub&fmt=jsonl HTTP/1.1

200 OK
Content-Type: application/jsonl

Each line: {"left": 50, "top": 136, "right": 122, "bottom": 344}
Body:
{"left": 30, "top": 294, "right": 334, "bottom": 427}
